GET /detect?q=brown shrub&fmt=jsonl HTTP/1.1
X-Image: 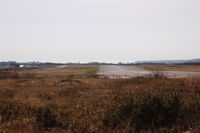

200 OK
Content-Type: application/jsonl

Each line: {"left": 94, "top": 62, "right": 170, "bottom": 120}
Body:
{"left": 0, "top": 89, "right": 15, "bottom": 99}
{"left": 0, "top": 76, "right": 200, "bottom": 132}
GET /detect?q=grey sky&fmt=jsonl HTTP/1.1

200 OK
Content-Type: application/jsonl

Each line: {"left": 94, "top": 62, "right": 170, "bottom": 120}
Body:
{"left": 0, "top": 0, "right": 200, "bottom": 63}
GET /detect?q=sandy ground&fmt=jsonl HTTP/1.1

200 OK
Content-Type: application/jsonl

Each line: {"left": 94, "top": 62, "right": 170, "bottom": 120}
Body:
{"left": 97, "top": 65, "right": 200, "bottom": 78}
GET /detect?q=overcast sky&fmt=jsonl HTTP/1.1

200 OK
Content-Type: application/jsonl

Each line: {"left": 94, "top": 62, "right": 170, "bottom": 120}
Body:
{"left": 0, "top": 0, "right": 200, "bottom": 63}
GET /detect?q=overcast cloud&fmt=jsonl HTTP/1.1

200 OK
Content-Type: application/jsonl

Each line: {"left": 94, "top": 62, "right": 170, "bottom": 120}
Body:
{"left": 0, "top": 0, "right": 200, "bottom": 63}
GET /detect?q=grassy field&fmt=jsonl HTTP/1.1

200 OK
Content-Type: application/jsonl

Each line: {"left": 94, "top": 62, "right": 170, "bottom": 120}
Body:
{"left": 138, "top": 64, "right": 200, "bottom": 72}
{"left": 0, "top": 65, "right": 200, "bottom": 133}
{"left": 0, "top": 65, "right": 99, "bottom": 79}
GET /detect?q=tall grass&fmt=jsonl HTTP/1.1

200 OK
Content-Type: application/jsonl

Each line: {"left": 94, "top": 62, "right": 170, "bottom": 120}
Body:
{"left": 0, "top": 76, "right": 200, "bottom": 132}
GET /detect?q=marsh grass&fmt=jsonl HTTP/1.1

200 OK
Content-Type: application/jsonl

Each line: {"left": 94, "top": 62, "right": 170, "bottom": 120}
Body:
{"left": 0, "top": 68, "right": 200, "bottom": 132}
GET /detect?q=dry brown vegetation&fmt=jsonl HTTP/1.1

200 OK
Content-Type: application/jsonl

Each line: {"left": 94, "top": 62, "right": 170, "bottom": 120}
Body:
{"left": 0, "top": 65, "right": 200, "bottom": 133}
{"left": 138, "top": 65, "right": 200, "bottom": 72}
{"left": 0, "top": 65, "right": 98, "bottom": 79}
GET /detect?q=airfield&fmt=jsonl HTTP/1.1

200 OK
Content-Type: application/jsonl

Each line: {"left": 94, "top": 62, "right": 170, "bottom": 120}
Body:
{"left": 97, "top": 65, "right": 200, "bottom": 78}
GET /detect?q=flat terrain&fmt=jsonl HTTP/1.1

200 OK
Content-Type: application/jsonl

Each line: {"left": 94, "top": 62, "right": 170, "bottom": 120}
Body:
{"left": 24, "top": 65, "right": 99, "bottom": 78}
{"left": 138, "top": 65, "right": 200, "bottom": 72}
{"left": 98, "top": 65, "right": 200, "bottom": 78}
{"left": 0, "top": 65, "right": 200, "bottom": 133}
{"left": 0, "top": 65, "right": 99, "bottom": 79}
{"left": 97, "top": 65, "right": 150, "bottom": 78}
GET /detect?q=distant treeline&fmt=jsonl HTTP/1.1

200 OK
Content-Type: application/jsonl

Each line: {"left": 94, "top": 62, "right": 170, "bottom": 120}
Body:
{"left": 1, "top": 59, "right": 200, "bottom": 68}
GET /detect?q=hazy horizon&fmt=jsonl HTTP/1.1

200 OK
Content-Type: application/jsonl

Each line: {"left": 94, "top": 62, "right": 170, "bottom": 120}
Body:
{"left": 0, "top": 58, "right": 200, "bottom": 64}
{"left": 1, "top": 0, "right": 200, "bottom": 63}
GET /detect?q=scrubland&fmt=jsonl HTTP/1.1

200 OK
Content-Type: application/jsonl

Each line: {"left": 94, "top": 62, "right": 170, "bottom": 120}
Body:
{"left": 0, "top": 65, "right": 200, "bottom": 133}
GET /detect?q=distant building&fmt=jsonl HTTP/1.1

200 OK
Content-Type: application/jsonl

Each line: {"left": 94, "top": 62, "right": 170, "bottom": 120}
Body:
{"left": 20, "top": 65, "right": 24, "bottom": 68}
